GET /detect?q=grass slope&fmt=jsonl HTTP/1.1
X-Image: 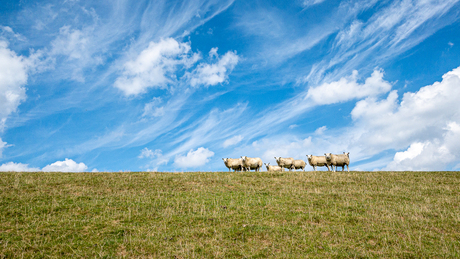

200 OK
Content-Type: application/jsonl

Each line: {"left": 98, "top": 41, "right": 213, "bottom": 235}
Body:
{"left": 1, "top": 171, "right": 459, "bottom": 258}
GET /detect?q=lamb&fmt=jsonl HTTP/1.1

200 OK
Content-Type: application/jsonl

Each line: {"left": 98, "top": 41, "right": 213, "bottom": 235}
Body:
{"left": 241, "top": 156, "right": 263, "bottom": 172}
{"left": 306, "top": 155, "right": 331, "bottom": 171}
{"left": 324, "top": 152, "right": 350, "bottom": 172}
{"left": 222, "top": 158, "right": 244, "bottom": 172}
{"left": 292, "top": 159, "right": 306, "bottom": 171}
{"left": 264, "top": 163, "right": 283, "bottom": 172}
{"left": 274, "top": 157, "right": 295, "bottom": 171}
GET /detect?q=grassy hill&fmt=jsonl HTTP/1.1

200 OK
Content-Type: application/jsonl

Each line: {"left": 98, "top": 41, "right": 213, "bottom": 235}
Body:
{"left": 1, "top": 171, "right": 459, "bottom": 258}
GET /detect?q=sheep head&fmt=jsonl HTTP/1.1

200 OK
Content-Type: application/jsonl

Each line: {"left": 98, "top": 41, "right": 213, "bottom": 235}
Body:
{"left": 324, "top": 153, "right": 332, "bottom": 161}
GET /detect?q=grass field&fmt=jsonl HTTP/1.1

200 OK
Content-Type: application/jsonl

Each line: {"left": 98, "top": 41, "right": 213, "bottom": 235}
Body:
{"left": 1, "top": 170, "right": 459, "bottom": 258}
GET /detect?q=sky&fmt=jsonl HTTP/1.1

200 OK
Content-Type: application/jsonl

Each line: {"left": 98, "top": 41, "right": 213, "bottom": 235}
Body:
{"left": 1, "top": 0, "right": 460, "bottom": 172}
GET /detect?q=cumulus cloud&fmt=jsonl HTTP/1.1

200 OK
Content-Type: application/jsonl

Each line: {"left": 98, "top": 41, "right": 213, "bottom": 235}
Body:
{"left": 0, "top": 158, "right": 92, "bottom": 172}
{"left": 0, "top": 41, "right": 28, "bottom": 131}
{"left": 0, "top": 162, "right": 40, "bottom": 172}
{"left": 223, "top": 135, "right": 243, "bottom": 148}
{"left": 174, "top": 147, "right": 214, "bottom": 168}
{"left": 42, "top": 158, "right": 88, "bottom": 172}
{"left": 138, "top": 147, "right": 162, "bottom": 159}
{"left": 306, "top": 69, "right": 392, "bottom": 105}
{"left": 189, "top": 50, "right": 239, "bottom": 87}
{"left": 315, "top": 126, "right": 327, "bottom": 135}
{"left": 114, "top": 38, "right": 200, "bottom": 96}
{"left": 348, "top": 66, "right": 460, "bottom": 170}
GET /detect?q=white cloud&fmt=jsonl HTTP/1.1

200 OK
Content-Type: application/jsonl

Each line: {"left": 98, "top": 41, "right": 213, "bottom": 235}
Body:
{"left": 0, "top": 41, "right": 28, "bottom": 131}
{"left": 346, "top": 66, "right": 460, "bottom": 170}
{"left": 315, "top": 126, "right": 327, "bottom": 135}
{"left": 189, "top": 50, "right": 239, "bottom": 87}
{"left": 223, "top": 135, "right": 243, "bottom": 148}
{"left": 0, "top": 26, "right": 26, "bottom": 41}
{"left": 51, "top": 26, "right": 89, "bottom": 60}
{"left": 49, "top": 25, "right": 101, "bottom": 81}
{"left": 0, "top": 158, "right": 92, "bottom": 172}
{"left": 142, "top": 97, "right": 165, "bottom": 117}
{"left": 302, "top": 0, "right": 459, "bottom": 86}
{"left": 209, "top": 47, "right": 218, "bottom": 58}
{"left": 305, "top": 69, "right": 392, "bottom": 105}
{"left": 174, "top": 147, "right": 214, "bottom": 168}
{"left": 384, "top": 121, "right": 460, "bottom": 171}
{"left": 138, "top": 147, "right": 162, "bottom": 159}
{"left": 42, "top": 158, "right": 88, "bottom": 172}
{"left": 289, "top": 124, "right": 298, "bottom": 129}
{"left": 0, "top": 138, "right": 7, "bottom": 157}
{"left": 351, "top": 66, "right": 460, "bottom": 151}
{"left": 0, "top": 162, "right": 40, "bottom": 172}
{"left": 393, "top": 142, "right": 425, "bottom": 163}
{"left": 114, "top": 38, "right": 200, "bottom": 96}
{"left": 302, "top": 0, "right": 326, "bottom": 7}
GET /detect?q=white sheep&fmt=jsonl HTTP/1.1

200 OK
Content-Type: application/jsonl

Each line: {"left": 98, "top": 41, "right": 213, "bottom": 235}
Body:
{"left": 222, "top": 158, "right": 244, "bottom": 172}
{"left": 324, "top": 152, "right": 350, "bottom": 172}
{"left": 274, "top": 157, "right": 295, "bottom": 171}
{"left": 292, "top": 159, "right": 306, "bottom": 171}
{"left": 264, "top": 163, "right": 283, "bottom": 172}
{"left": 241, "top": 156, "right": 263, "bottom": 172}
{"left": 306, "top": 155, "right": 331, "bottom": 171}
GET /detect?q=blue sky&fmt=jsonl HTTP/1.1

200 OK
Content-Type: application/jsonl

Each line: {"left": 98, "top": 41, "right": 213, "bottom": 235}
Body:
{"left": 1, "top": 0, "right": 460, "bottom": 172}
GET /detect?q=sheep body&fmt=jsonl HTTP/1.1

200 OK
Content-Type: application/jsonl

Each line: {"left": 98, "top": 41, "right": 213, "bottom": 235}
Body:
{"left": 274, "top": 157, "right": 295, "bottom": 171}
{"left": 264, "top": 163, "right": 283, "bottom": 172}
{"left": 306, "top": 155, "right": 331, "bottom": 171}
{"left": 241, "top": 156, "right": 263, "bottom": 172}
{"left": 325, "top": 152, "right": 350, "bottom": 172}
{"left": 222, "top": 158, "right": 244, "bottom": 172}
{"left": 292, "top": 159, "right": 306, "bottom": 171}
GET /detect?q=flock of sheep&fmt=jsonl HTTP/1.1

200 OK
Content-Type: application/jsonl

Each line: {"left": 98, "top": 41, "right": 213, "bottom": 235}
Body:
{"left": 222, "top": 153, "right": 350, "bottom": 172}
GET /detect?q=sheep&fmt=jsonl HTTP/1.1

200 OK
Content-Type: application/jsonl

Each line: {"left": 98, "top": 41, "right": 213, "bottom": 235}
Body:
{"left": 324, "top": 152, "right": 350, "bottom": 172}
{"left": 222, "top": 158, "right": 244, "bottom": 172}
{"left": 264, "top": 163, "right": 283, "bottom": 172}
{"left": 241, "top": 156, "right": 263, "bottom": 172}
{"left": 274, "top": 157, "right": 295, "bottom": 171}
{"left": 292, "top": 159, "right": 306, "bottom": 171}
{"left": 306, "top": 155, "right": 331, "bottom": 171}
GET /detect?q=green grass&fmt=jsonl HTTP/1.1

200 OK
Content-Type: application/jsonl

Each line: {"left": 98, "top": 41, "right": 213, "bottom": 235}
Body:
{"left": 1, "top": 171, "right": 459, "bottom": 258}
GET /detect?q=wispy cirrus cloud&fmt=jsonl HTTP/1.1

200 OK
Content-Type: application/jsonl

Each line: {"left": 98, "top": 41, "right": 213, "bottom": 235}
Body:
{"left": 303, "top": 0, "right": 460, "bottom": 85}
